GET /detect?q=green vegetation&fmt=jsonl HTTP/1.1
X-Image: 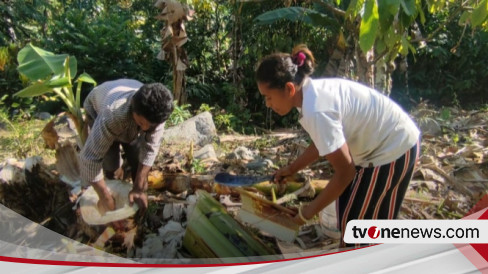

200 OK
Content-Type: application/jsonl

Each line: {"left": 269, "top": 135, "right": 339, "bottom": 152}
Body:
{"left": 14, "top": 44, "right": 96, "bottom": 146}
{"left": 0, "top": 110, "right": 52, "bottom": 160}
{"left": 166, "top": 101, "right": 192, "bottom": 128}
{"left": 191, "top": 159, "right": 206, "bottom": 174}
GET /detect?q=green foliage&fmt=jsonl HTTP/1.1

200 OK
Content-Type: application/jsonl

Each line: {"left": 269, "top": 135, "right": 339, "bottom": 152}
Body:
{"left": 2, "top": 0, "right": 488, "bottom": 136}
{"left": 252, "top": 136, "right": 279, "bottom": 150}
{"left": 191, "top": 159, "right": 206, "bottom": 174}
{"left": 184, "top": 1, "right": 326, "bottom": 132}
{"left": 166, "top": 101, "right": 192, "bottom": 128}
{"left": 0, "top": 0, "right": 51, "bottom": 45}
{"left": 197, "top": 103, "right": 215, "bottom": 114}
{"left": 186, "top": 81, "right": 218, "bottom": 104}
{"left": 184, "top": 0, "right": 233, "bottom": 86}
{"left": 404, "top": 14, "right": 488, "bottom": 106}
{"left": 254, "top": 7, "right": 339, "bottom": 31}
{"left": 254, "top": 0, "right": 421, "bottom": 60}
{"left": 440, "top": 108, "right": 451, "bottom": 121}
{"left": 459, "top": 0, "right": 488, "bottom": 28}
{"left": 17, "top": 44, "right": 78, "bottom": 81}
{"left": 359, "top": 0, "right": 380, "bottom": 53}
{"left": 214, "top": 111, "right": 235, "bottom": 133}
{"left": 0, "top": 43, "right": 37, "bottom": 114}
{"left": 43, "top": 5, "right": 162, "bottom": 84}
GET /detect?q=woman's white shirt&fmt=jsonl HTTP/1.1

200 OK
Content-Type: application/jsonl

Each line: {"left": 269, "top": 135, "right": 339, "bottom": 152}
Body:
{"left": 298, "top": 78, "right": 420, "bottom": 167}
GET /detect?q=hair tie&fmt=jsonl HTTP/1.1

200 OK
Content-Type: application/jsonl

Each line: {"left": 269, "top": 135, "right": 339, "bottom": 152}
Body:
{"left": 293, "top": 52, "right": 306, "bottom": 67}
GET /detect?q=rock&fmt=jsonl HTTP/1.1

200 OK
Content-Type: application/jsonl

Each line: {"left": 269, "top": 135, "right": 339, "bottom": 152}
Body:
{"left": 226, "top": 146, "right": 256, "bottom": 161}
{"left": 418, "top": 118, "right": 442, "bottom": 136}
{"left": 194, "top": 144, "right": 217, "bottom": 160}
{"left": 162, "top": 111, "right": 217, "bottom": 146}
{"left": 0, "top": 158, "right": 25, "bottom": 185}
{"left": 35, "top": 112, "right": 52, "bottom": 120}
{"left": 246, "top": 158, "right": 274, "bottom": 170}
{"left": 261, "top": 147, "right": 280, "bottom": 158}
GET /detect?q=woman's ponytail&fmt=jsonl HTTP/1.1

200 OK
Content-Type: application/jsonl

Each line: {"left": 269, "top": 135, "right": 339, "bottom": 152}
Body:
{"left": 291, "top": 44, "right": 315, "bottom": 86}
{"left": 256, "top": 44, "right": 316, "bottom": 89}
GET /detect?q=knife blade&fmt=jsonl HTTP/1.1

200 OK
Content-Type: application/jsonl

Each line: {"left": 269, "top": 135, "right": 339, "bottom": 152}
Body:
{"left": 214, "top": 173, "right": 273, "bottom": 186}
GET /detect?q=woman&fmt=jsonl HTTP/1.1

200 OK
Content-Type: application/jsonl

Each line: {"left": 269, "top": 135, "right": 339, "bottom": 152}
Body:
{"left": 255, "top": 44, "right": 420, "bottom": 247}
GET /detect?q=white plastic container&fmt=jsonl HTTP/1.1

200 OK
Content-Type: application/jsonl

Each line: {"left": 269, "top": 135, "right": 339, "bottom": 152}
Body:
{"left": 79, "top": 179, "right": 138, "bottom": 225}
{"left": 319, "top": 200, "right": 342, "bottom": 239}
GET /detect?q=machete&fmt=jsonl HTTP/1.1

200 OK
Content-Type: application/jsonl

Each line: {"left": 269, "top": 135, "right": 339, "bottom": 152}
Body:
{"left": 214, "top": 172, "right": 274, "bottom": 187}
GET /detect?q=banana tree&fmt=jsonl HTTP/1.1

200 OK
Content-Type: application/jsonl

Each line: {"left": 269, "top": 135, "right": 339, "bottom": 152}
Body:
{"left": 254, "top": 0, "right": 488, "bottom": 95}
{"left": 14, "top": 43, "right": 96, "bottom": 147}
{"left": 155, "top": 0, "right": 194, "bottom": 105}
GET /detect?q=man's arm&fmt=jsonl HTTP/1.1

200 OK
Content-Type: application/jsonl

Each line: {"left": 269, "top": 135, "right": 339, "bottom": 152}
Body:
{"left": 128, "top": 164, "right": 151, "bottom": 211}
{"left": 80, "top": 110, "right": 121, "bottom": 213}
{"left": 91, "top": 179, "right": 115, "bottom": 214}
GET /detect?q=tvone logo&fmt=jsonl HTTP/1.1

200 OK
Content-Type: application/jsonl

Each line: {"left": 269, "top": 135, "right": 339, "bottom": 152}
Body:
{"left": 368, "top": 226, "right": 380, "bottom": 239}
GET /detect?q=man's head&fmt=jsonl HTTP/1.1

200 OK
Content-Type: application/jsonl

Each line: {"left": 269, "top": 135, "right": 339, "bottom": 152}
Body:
{"left": 131, "top": 83, "right": 174, "bottom": 131}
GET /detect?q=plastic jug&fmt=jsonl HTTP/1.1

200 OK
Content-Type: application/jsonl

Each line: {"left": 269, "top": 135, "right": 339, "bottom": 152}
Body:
{"left": 319, "top": 200, "right": 342, "bottom": 239}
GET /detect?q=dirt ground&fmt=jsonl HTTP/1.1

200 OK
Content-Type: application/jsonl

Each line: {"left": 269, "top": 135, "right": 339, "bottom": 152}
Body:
{"left": 1, "top": 105, "right": 488, "bottom": 261}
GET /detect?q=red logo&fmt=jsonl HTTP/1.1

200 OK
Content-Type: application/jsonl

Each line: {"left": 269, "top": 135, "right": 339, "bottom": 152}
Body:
{"left": 368, "top": 226, "right": 380, "bottom": 239}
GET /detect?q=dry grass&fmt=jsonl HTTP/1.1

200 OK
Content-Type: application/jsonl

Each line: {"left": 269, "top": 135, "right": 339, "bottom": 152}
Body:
{"left": 0, "top": 117, "right": 55, "bottom": 164}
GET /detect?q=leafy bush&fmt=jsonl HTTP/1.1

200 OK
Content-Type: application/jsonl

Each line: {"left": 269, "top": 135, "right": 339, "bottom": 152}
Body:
{"left": 43, "top": 6, "right": 164, "bottom": 85}
{"left": 395, "top": 13, "right": 488, "bottom": 107}
{"left": 0, "top": 44, "right": 48, "bottom": 118}
{"left": 0, "top": 0, "right": 49, "bottom": 45}
{"left": 166, "top": 101, "right": 192, "bottom": 128}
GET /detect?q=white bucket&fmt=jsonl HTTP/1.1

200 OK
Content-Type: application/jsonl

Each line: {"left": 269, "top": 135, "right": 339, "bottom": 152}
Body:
{"left": 319, "top": 200, "right": 342, "bottom": 239}
{"left": 79, "top": 180, "right": 138, "bottom": 225}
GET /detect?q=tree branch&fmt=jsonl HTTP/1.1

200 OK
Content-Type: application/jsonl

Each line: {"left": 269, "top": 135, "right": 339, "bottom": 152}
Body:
{"left": 411, "top": 3, "right": 468, "bottom": 44}
{"left": 310, "top": 0, "right": 346, "bottom": 18}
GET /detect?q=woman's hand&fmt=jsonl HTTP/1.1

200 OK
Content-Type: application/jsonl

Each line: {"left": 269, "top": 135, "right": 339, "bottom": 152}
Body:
{"left": 273, "top": 142, "right": 320, "bottom": 184}
{"left": 273, "top": 165, "right": 295, "bottom": 184}
{"left": 290, "top": 204, "right": 312, "bottom": 225}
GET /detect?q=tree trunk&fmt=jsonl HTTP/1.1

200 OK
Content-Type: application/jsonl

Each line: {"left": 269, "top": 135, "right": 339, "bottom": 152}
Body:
{"left": 41, "top": 112, "right": 81, "bottom": 182}
{"left": 231, "top": 1, "right": 243, "bottom": 86}
{"left": 374, "top": 57, "right": 389, "bottom": 96}
{"left": 355, "top": 42, "right": 375, "bottom": 88}
{"left": 155, "top": 0, "right": 192, "bottom": 105}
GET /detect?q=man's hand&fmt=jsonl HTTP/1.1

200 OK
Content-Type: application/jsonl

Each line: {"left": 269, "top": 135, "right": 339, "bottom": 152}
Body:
{"left": 113, "top": 166, "right": 124, "bottom": 180}
{"left": 92, "top": 180, "right": 115, "bottom": 215}
{"left": 130, "top": 164, "right": 151, "bottom": 212}
{"left": 128, "top": 189, "right": 148, "bottom": 212}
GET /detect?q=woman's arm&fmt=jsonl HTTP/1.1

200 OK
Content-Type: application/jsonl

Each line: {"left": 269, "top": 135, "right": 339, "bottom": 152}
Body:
{"left": 274, "top": 142, "right": 320, "bottom": 183}
{"left": 294, "top": 142, "right": 356, "bottom": 223}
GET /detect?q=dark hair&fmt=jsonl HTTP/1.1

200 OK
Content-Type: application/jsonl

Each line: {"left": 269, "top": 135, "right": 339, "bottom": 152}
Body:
{"left": 131, "top": 83, "right": 174, "bottom": 124}
{"left": 255, "top": 44, "right": 316, "bottom": 89}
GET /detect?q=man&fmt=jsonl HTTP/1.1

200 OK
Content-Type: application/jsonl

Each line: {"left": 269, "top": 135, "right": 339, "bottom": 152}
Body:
{"left": 80, "top": 79, "right": 174, "bottom": 214}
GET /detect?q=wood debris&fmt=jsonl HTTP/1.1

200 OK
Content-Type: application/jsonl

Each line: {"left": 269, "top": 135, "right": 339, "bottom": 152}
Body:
{"left": 237, "top": 189, "right": 299, "bottom": 243}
